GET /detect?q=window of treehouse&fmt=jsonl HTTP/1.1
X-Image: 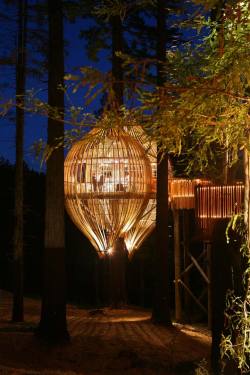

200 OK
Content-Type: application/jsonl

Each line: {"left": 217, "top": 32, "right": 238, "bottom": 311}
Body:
{"left": 72, "top": 157, "right": 150, "bottom": 193}
{"left": 151, "top": 163, "right": 156, "bottom": 191}
{"left": 76, "top": 163, "right": 86, "bottom": 183}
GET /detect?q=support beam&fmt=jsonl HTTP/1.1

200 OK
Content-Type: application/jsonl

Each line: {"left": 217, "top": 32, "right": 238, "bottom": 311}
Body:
{"left": 189, "top": 253, "right": 209, "bottom": 284}
{"left": 179, "top": 280, "right": 207, "bottom": 314}
{"left": 173, "top": 209, "right": 182, "bottom": 322}
{"left": 205, "top": 241, "right": 212, "bottom": 329}
{"left": 183, "top": 210, "right": 191, "bottom": 318}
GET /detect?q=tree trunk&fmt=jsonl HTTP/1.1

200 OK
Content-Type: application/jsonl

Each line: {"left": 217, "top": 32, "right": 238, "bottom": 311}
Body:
{"left": 36, "top": 0, "right": 69, "bottom": 342}
{"left": 12, "top": 0, "right": 27, "bottom": 323}
{"left": 94, "top": 255, "right": 100, "bottom": 306}
{"left": 111, "top": 15, "right": 123, "bottom": 107}
{"left": 209, "top": 2, "right": 232, "bottom": 370}
{"left": 151, "top": 0, "right": 172, "bottom": 326}
{"left": 109, "top": 237, "right": 128, "bottom": 308}
{"left": 173, "top": 209, "right": 181, "bottom": 322}
{"left": 108, "top": 14, "right": 128, "bottom": 308}
{"left": 211, "top": 220, "right": 232, "bottom": 375}
{"left": 183, "top": 211, "right": 191, "bottom": 320}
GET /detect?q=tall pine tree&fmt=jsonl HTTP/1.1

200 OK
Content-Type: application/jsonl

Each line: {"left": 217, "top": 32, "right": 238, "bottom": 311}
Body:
{"left": 12, "top": 0, "right": 27, "bottom": 323}
{"left": 151, "top": 0, "right": 172, "bottom": 326}
{"left": 36, "top": 0, "right": 69, "bottom": 342}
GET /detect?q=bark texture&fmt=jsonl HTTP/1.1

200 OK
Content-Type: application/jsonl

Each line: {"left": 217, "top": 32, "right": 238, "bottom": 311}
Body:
{"left": 151, "top": 0, "right": 172, "bottom": 326}
{"left": 108, "top": 15, "right": 128, "bottom": 308}
{"left": 12, "top": 0, "right": 27, "bottom": 323}
{"left": 111, "top": 15, "right": 123, "bottom": 107}
{"left": 109, "top": 237, "right": 128, "bottom": 308}
{"left": 37, "top": 0, "right": 69, "bottom": 341}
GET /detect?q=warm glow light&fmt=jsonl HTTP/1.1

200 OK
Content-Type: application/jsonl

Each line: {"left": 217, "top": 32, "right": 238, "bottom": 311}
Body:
{"left": 123, "top": 126, "right": 157, "bottom": 255}
{"left": 123, "top": 126, "right": 172, "bottom": 256}
{"left": 196, "top": 184, "right": 244, "bottom": 237}
{"left": 64, "top": 127, "right": 153, "bottom": 256}
{"left": 107, "top": 248, "right": 113, "bottom": 255}
{"left": 169, "top": 178, "right": 211, "bottom": 209}
{"left": 125, "top": 198, "right": 156, "bottom": 255}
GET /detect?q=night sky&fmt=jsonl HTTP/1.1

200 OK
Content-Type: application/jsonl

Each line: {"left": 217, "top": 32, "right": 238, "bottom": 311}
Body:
{"left": 0, "top": 0, "right": 199, "bottom": 171}
{"left": 0, "top": 2, "right": 110, "bottom": 170}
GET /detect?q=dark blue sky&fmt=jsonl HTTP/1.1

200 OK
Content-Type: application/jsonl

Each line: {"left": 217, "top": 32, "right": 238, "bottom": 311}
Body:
{"left": 0, "top": 0, "right": 201, "bottom": 171}
{"left": 0, "top": 4, "right": 110, "bottom": 170}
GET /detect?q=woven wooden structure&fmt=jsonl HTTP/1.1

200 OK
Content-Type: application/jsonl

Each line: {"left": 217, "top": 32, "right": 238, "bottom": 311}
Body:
{"left": 123, "top": 126, "right": 156, "bottom": 255}
{"left": 125, "top": 197, "right": 156, "bottom": 255}
{"left": 195, "top": 183, "right": 244, "bottom": 238}
{"left": 127, "top": 126, "right": 157, "bottom": 192}
{"left": 124, "top": 126, "right": 174, "bottom": 255}
{"left": 169, "top": 178, "right": 211, "bottom": 210}
{"left": 64, "top": 128, "right": 152, "bottom": 256}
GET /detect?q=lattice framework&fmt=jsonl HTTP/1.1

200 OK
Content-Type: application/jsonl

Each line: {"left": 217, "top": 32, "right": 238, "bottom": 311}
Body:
{"left": 169, "top": 178, "right": 212, "bottom": 210}
{"left": 64, "top": 128, "right": 152, "bottom": 255}
{"left": 195, "top": 183, "right": 244, "bottom": 238}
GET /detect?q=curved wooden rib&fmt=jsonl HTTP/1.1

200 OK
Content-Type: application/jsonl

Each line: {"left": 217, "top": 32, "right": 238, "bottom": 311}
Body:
{"left": 64, "top": 128, "right": 152, "bottom": 256}
{"left": 125, "top": 197, "right": 156, "bottom": 255}
{"left": 124, "top": 126, "right": 172, "bottom": 256}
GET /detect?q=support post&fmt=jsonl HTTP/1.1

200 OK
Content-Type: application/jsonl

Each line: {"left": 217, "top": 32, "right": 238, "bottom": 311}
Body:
{"left": 206, "top": 241, "right": 212, "bottom": 329}
{"left": 173, "top": 209, "right": 182, "bottom": 322}
{"left": 183, "top": 210, "right": 191, "bottom": 320}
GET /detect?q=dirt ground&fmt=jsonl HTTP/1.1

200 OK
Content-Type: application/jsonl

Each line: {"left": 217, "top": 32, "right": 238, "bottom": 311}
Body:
{"left": 0, "top": 290, "right": 211, "bottom": 375}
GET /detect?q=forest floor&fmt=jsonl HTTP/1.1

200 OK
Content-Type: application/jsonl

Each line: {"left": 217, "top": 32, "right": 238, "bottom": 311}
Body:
{"left": 0, "top": 290, "right": 211, "bottom": 375}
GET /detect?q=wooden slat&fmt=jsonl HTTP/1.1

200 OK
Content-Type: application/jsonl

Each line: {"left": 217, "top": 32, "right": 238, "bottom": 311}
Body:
{"left": 195, "top": 184, "right": 244, "bottom": 237}
{"left": 169, "top": 178, "right": 211, "bottom": 210}
{"left": 64, "top": 127, "right": 153, "bottom": 256}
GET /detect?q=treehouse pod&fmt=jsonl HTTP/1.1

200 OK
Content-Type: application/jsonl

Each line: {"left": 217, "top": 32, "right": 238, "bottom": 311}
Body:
{"left": 64, "top": 127, "right": 152, "bottom": 256}
{"left": 124, "top": 125, "right": 173, "bottom": 255}
{"left": 125, "top": 197, "right": 156, "bottom": 255}
{"left": 124, "top": 126, "right": 156, "bottom": 255}
{"left": 127, "top": 126, "right": 158, "bottom": 191}
{"left": 195, "top": 183, "right": 244, "bottom": 238}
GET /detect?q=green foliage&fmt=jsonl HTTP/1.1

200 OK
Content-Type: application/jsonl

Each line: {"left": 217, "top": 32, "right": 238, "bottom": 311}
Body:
{"left": 193, "top": 0, "right": 224, "bottom": 10}
{"left": 93, "top": 0, "right": 129, "bottom": 21}
{"left": 78, "top": 0, "right": 182, "bottom": 68}
{"left": 159, "top": 3, "right": 250, "bottom": 371}
{"left": 142, "top": 0, "right": 250, "bottom": 176}
{"left": 195, "top": 359, "right": 210, "bottom": 375}
{"left": 217, "top": 207, "right": 250, "bottom": 374}
{"left": 220, "top": 214, "right": 250, "bottom": 373}
{"left": 28, "top": 104, "right": 148, "bottom": 164}
{"left": 221, "top": 291, "right": 250, "bottom": 373}
{"left": 93, "top": 0, "right": 157, "bottom": 21}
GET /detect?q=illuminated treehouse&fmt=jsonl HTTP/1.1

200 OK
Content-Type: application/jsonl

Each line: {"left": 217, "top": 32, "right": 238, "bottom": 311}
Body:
{"left": 64, "top": 120, "right": 244, "bottom": 326}
{"left": 64, "top": 127, "right": 153, "bottom": 256}
{"left": 168, "top": 177, "right": 244, "bottom": 326}
{"left": 124, "top": 125, "right": 172, "bottom": 256}
{"left": 64, "top": 124, "right": 171, "bottom": 258}
{"left": 124, "top": 126, "right": 157, "bottom": 256}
